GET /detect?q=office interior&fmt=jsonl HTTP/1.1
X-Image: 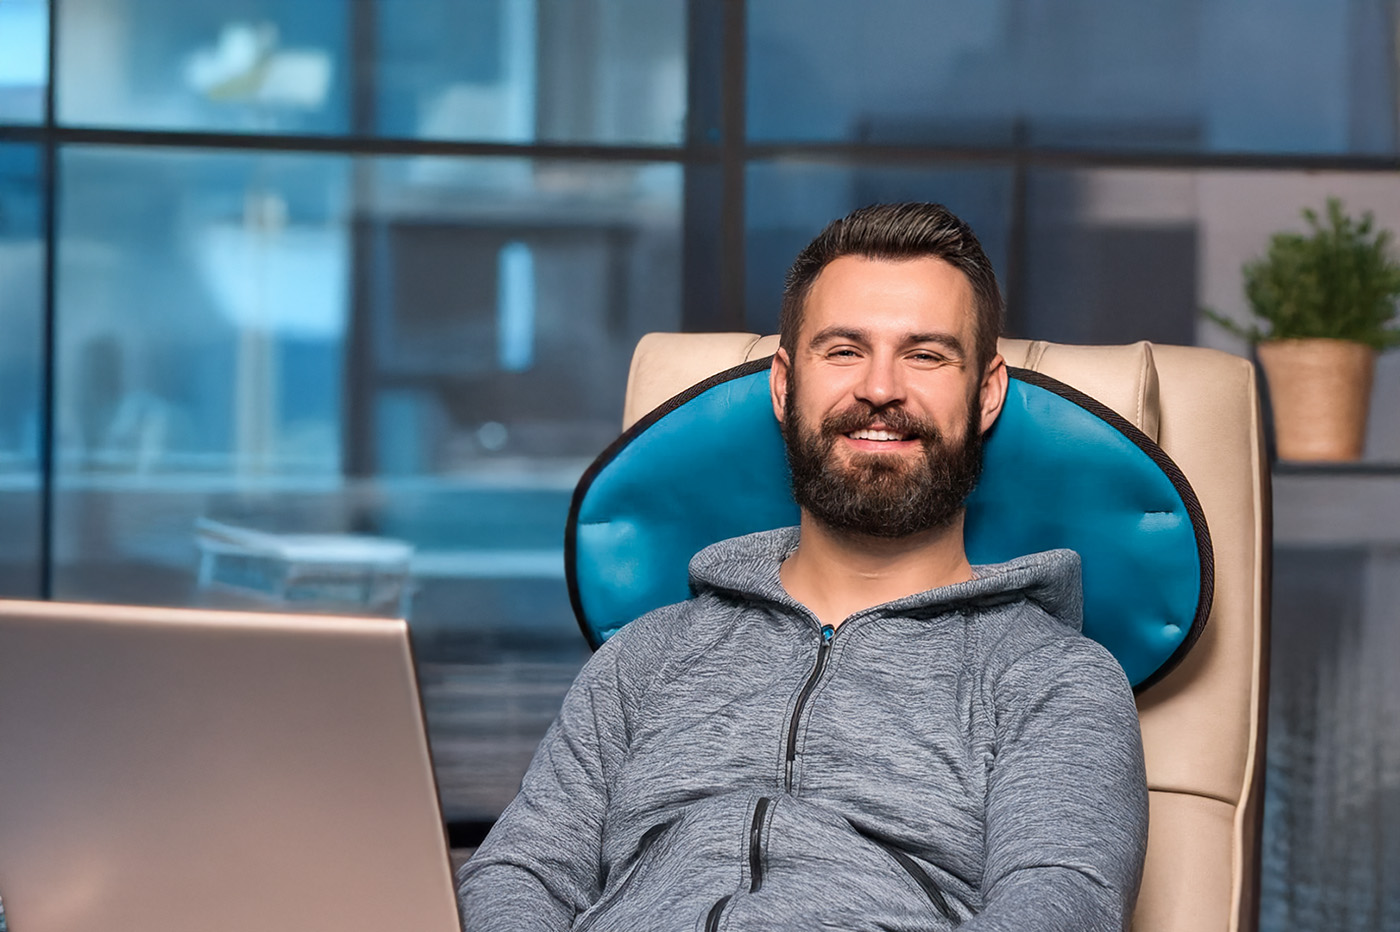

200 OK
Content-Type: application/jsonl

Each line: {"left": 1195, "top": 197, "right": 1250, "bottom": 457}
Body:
{"left": 0, "top": 1, "right": 1397, "bottom": 928}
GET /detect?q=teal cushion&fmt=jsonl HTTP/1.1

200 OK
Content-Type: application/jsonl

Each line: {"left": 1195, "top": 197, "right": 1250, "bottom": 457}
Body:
{"left": 566, "top": 359, "right": 1212, "bottom": 691}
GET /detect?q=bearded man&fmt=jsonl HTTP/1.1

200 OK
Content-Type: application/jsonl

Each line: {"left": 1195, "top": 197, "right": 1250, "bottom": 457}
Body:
{"left": 457, "top": 203, "right": 1149, "bottom": 932}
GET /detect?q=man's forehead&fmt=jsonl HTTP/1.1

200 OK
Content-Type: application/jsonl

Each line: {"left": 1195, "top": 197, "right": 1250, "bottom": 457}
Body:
{"left": 800, "top": 255, "right": 976, "bottom": 345}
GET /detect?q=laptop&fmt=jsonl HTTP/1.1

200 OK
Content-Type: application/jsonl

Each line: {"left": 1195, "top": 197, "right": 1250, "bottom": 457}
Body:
{"left": 0, "top": 599, "right": 462, "bottom": 932}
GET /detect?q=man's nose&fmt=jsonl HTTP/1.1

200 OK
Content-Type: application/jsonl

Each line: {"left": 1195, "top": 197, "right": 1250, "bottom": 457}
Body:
{"left": 854, "top": 354, "right": 905, "bottom": 408}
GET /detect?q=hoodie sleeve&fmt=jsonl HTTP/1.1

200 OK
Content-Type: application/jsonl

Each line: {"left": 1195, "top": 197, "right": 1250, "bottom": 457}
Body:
{"left": 963, "top": 636, "right": 1149, "bottom": 932}
{"left": 455, "top": 631, "right": 640, "bottom": 932}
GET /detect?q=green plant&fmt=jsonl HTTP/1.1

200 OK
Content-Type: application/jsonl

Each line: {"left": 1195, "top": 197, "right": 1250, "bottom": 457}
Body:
{"left": 1204, "top": 197, "right": 1400, "bottom": 349}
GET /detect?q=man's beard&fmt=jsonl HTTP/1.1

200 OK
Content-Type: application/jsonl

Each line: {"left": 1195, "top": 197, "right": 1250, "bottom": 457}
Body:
{"left": 781, "top": 381, "right": 985, "bottom": 539}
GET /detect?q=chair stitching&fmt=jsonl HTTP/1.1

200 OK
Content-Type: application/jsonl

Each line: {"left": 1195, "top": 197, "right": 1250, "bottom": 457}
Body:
{"left": 1136, "top": 361, "right": 1145, "bottom": 430}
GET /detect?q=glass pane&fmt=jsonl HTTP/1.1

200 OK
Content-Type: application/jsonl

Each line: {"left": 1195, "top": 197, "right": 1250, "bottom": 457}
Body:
{"left": 0, "top": 143, "right": 44, "bottom": 596}
{"left": 57, "top": 0, "right": 350, "bottom": 134}
{"left": 1023, "top": 167, "right": 1400, "bottom": 461}
{"left": 377, "top": 0, "right": 688, "bottom": 145}
{"left": 0, "top": 0, "right": 48, "bottom": 123}
{"left": 744, "top": 160, "right": 1013, "bottom": 334}
{"left": 747, "top": 0, "right": 1400, "bottom": 155}
{"left": 1022, "top": 168, "right": 1200, "bottom": 347}
{"left": 54, "top": 146, "right": 682, "bottom": 820}
{"left": 54, "top": 0, "right": 688, "bottom": 144}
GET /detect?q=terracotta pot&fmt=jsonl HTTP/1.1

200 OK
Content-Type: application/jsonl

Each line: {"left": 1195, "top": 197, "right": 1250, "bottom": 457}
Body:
{"left": 1256, "top": 338, "right": 1376, "bottom": 461}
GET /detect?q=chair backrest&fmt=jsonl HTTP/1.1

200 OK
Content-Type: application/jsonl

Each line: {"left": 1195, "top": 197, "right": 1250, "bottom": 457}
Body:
{"left": 619, "top": 333, "right": 1270, "bottom": 932}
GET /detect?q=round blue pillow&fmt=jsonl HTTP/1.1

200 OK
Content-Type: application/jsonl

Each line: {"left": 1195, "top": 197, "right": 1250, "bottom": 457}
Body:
{"left": 566, "top": 358, "right": 1212, "bottom": 691}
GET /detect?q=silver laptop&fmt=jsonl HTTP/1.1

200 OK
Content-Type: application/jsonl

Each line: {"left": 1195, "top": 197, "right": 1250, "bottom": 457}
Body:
{"left": 0, "top": 599, "right": 461, "bottom": 932}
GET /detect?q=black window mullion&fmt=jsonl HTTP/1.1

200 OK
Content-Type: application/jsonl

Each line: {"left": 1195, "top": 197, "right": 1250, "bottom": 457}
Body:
{"left": 342, "top": 0, "right": 379, "bottom": 485}
{"left": 38, "top": 0, "right": 60, "bottom": 599}
{"left": 680, "top": 0, "right": 726, "bottom": 332}
{"left": 719, "top": 0, "right": 746, "bottom": 331}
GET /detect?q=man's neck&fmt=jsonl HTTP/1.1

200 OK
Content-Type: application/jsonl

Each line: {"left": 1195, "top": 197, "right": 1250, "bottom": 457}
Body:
{"left": 778, "top": 513, "right": 974, "bottom": 629}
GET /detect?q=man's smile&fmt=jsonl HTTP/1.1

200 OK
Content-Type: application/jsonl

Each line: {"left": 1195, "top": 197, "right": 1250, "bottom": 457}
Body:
{"left": 848, "top": 428, "right": 908, "bottom": 441}
{"left": 841, "top": 426, "right": 921, "bottom": 452}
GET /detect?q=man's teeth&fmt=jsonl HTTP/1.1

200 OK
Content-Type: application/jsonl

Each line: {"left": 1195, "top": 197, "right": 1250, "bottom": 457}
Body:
{"left": 849, "top": 429, "right": 907, "bottom": 441}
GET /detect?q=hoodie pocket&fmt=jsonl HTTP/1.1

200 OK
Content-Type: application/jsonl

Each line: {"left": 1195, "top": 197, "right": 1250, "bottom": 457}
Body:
{"left": 575, "top": 821, "right": 673, "bottom": 932}
{"left": 868, "top": 838, "right": 958, "bottom": 924}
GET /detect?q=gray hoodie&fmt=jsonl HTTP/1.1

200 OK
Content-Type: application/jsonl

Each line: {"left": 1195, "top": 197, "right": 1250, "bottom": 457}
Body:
{"left": 457, "top": 528, "right": 1148, "bottom": 931}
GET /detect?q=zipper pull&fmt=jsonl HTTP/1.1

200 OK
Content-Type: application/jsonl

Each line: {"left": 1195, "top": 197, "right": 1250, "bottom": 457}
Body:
{"left": 821, "top": 624, "right": 834, "bottom": 643}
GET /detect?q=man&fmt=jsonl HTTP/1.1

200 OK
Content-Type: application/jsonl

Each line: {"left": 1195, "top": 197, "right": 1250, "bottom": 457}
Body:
{"left": 458, "top": 203, "right": 1148, "bottom": 931}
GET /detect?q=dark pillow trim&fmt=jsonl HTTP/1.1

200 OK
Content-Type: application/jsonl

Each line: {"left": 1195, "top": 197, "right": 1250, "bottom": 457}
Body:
{"left": 565, "top": 357, "right": 1215, "bottom": 693}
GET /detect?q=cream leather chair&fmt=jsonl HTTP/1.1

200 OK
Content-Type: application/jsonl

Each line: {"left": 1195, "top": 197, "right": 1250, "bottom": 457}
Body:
{"left": 620, "top": 333, "right": 1270, "bottom": 932}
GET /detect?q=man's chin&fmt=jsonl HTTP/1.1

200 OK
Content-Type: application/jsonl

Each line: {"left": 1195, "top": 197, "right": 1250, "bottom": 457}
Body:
{"left": 836, "top": 451, "right": 924, "bottom": 482}
{"left": 806, "top": 496, "right": 963, "bottom": 541}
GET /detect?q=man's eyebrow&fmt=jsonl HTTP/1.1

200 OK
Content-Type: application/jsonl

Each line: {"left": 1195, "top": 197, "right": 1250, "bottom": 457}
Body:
{"left": 905, "top": 332, "right": 967, "bottom": 357}
{"left": 807, "top": 326, "right": 869, "bottom": 347}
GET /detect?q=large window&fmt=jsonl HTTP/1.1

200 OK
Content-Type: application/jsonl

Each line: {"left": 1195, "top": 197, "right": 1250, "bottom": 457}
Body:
{"left": 4, "top": 0, "right": 1399, "bottom": 913}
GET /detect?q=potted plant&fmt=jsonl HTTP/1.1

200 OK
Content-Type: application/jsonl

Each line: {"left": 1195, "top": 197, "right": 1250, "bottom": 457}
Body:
{"left": 1206, "top": 198, "right": 1400, "bottom": 461}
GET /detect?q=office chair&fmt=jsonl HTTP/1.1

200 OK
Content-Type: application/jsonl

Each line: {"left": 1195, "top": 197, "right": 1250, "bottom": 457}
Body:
{"left": 567, "top": 334, "right": 1270, "bottom": 932}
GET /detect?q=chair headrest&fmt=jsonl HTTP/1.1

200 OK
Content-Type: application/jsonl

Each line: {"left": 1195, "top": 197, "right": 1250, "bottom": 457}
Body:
{"left": 567, "top": 359, "right": 1213, "bottom": 691}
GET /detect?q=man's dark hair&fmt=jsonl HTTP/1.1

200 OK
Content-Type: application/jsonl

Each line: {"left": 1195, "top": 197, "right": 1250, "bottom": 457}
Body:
{"left": 779, "top": 202, "right": 1005, "bottom": 373}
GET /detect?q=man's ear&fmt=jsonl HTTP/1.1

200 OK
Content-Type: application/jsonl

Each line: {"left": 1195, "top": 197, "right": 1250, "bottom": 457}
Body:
{"left": 770, "top": 347, "right": 791, "bottom": 425}
{"left": 978, "top": 353, "right": 1008, "bottom": 435}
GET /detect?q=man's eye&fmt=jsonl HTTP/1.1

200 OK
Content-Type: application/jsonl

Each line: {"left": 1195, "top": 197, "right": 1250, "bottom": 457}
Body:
{"left": 827, "top": 348, "right": 860, "bottom": 358}
{"left": 911, "top": 352, "right": 947, "bottom": 363}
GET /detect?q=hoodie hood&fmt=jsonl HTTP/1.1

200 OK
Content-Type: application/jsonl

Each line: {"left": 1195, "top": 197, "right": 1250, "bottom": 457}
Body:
{"left": 688, "top": 527, "right": 1083, "bottom": 633}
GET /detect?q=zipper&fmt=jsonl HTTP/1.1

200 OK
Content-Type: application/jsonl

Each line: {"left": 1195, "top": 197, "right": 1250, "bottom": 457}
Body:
{"left": 874, "top": 841, "right": 957, "bottom": 923}
{"left": 575, "top": 821, "right": 670, "bottom": 932}
{"left": 747, "top": 797, "right": 771, "bottom": 893}
{"left": 784, "top": 624, "right": 835, "bottom": 791}
{"left": 699, "top": 795, "right": 767, "bottom": 932}
{"left": 703, "top": 894, "right": 731, "bottom": 932}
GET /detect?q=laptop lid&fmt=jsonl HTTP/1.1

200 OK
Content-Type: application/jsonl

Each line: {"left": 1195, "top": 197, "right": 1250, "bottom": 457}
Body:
{"left": 0, "top": 600, "right": 461, "bottom": 932}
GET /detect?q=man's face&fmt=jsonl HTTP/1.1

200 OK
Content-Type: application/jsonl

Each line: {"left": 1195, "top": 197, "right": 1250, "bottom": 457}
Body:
{"left": 771, "top": 255, "right": 1007, "bottom": 538}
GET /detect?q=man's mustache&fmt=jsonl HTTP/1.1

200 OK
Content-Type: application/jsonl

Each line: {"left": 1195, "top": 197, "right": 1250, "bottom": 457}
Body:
{"left": 819, "top": 405, "right": 943, "bottom": 444}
